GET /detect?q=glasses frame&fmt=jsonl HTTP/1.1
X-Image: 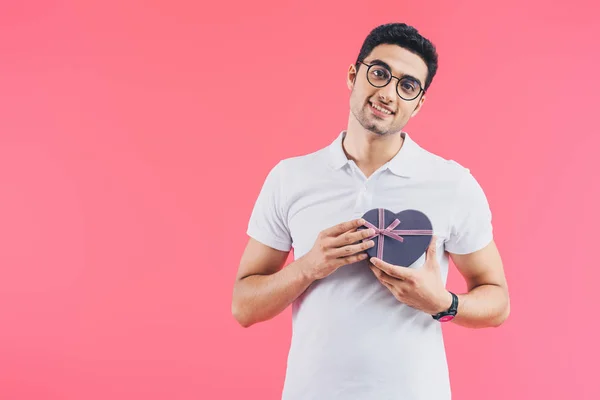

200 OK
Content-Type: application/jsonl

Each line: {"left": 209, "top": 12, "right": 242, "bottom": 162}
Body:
{"left": 358, "top": 61, "right": 425, "bottom": 101}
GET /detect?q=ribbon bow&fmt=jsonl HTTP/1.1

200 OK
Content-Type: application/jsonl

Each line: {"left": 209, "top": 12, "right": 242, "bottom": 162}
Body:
{"left": 362, "top": 209, "right": 433, "bottom": 259}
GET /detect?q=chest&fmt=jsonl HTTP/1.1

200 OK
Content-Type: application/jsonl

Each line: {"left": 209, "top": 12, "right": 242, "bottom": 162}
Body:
{"left": 287, "top": 173, "right": 456, "bottom": 259}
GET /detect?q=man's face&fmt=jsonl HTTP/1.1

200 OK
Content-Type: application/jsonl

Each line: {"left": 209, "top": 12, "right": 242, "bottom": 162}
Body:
{"left": 347, "top": 44, "right": 429, "bottom": 136}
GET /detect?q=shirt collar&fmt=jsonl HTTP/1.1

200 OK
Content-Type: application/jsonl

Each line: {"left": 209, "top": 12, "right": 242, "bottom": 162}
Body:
{"left": 327, "top": 130, "right": 420, "bottom": 178}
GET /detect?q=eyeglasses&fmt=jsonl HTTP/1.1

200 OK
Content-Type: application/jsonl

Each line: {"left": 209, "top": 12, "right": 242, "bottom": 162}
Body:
{"left": 358, "top": 61, "right": 425, "bottom": 101}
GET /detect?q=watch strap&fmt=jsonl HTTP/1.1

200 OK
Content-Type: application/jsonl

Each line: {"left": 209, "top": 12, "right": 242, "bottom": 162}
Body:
{"left": 432, "top": 291, "right": 458, "bottom": 321}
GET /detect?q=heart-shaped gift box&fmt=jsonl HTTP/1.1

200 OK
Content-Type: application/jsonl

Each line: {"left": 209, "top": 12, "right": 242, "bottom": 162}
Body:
{"left": 358, "top": 208, "right": 434, "bottom": 267}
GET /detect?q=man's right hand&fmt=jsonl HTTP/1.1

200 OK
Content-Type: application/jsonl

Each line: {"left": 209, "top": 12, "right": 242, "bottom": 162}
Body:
{"left": 300, "top": 218, "right": 376, "bottom": 281}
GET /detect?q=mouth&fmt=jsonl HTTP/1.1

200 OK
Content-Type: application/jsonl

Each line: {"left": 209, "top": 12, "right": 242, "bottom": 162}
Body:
{"left": 369, "top": 101, "right": 395, "bottom": 117}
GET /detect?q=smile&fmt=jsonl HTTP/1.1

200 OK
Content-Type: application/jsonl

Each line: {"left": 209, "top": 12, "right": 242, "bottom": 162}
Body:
{"left": 369, "top": 102, "right": 394, "bottom": 116}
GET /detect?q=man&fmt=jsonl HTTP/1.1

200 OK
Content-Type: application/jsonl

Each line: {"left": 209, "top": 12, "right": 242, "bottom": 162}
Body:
{"left": 232, "top": 22, "right": 510, "bottom": 400}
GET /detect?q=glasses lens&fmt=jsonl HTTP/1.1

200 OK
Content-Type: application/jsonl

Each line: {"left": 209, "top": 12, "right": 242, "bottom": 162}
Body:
{"left": 397, "top": 77, "right": 421, "bottom": 100}
{"left": 367, "top": 65, "right": 391, "bottom": 87}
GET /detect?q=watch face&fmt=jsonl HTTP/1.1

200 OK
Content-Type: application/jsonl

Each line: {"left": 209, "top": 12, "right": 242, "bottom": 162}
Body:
{"left": 439, "top": 315, "right": 454, "bottom": 322}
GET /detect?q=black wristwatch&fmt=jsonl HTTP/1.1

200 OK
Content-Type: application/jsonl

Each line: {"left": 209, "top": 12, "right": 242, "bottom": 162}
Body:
{"left": 432, "top": 291, "right": 458, "bottom": 322}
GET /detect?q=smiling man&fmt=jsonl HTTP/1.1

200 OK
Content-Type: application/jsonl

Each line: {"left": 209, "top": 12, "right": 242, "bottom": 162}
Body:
{"left": 232, "top": 22, "right": 510, "bottom": 400}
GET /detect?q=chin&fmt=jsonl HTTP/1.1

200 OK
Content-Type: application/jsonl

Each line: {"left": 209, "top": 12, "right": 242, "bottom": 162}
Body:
{"left": 361, "top": 124, "right": 387, "bottom": 136}
{"left": 363, "top": 118, "right": 393, "bottom": 136}
{"left": 369, "top": 128, "right": 387, "bottom": 136}
{"left": 352, "top": 107, "right": 397, "bottom": 136}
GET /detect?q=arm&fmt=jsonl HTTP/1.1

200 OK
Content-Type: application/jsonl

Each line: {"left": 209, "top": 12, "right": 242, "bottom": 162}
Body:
{"left": 368, "top": 236, "right": 510, "bottom": 329}
{"left": 232, "top": 219, "right": 375, "bottom": 328}
{"left": 369, "top": 170, "right": 508, "bottom": 327}
{"left": 448, "top": 239, "right": 510, "bottom": 328}
{"left": 231, "top": 238, "right": 313, "bottom": 328}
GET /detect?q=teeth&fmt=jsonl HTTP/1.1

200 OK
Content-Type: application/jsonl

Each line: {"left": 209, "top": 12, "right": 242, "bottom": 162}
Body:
{"left": 372, "top": 103, "right": 392, "bottom": 114}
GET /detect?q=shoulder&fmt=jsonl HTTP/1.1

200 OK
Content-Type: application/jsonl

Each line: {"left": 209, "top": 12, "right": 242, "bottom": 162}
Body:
{"left": 273, "top": 145, "right": 332, "bottom": 177}
{"left": 412, "top": 142, "right": 472, "bottom": 184}
{"left": 413, "top": 145, "right": 490, "bottom": 209}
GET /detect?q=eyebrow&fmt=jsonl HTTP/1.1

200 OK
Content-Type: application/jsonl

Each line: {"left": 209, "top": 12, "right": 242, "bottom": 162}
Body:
{"left": 366, "top": 59, "right": 424, "bottom": 87}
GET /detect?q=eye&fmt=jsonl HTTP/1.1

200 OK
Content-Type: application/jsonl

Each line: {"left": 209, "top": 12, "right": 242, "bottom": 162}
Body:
{"left": 370, "top": 66, "right": 390, "bottom": 81}
{"left": 400, "top": 79, "right": 419, "bottom": 93}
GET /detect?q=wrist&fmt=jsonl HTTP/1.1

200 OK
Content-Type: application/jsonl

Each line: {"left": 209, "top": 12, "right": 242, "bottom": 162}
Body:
{"left": 432, "top": 291, "right": 459, "bottom": 322}
{"left": 293, "top": 255, "right": 318, "bottom": 284}
{"left": 433, "top": 290, "right": 453, "bottom": 314}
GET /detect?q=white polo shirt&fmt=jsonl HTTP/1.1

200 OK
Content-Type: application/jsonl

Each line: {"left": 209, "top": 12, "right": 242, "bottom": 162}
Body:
{"left": 246, "top": 130, "right": 493, "bottom": 400}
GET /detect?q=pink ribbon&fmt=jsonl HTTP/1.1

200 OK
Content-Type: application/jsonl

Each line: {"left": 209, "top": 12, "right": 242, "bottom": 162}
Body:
{"left": 362, "top": 209, "right": 433, "bottom": 259}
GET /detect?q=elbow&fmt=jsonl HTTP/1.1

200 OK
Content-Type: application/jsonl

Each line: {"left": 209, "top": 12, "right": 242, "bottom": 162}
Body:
{"left": 492, "top": 301, "right": 510, "bottom": 328}
{"left": 231, "top": 299, "right": 254, "bottom": 328}
{"left": 232, "top": 281, "right": 258, "bottom": 328}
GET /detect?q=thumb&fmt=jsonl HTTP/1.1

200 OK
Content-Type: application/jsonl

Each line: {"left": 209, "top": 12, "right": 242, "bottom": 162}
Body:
{"left": 425, "top": 235, "right": 438, "bottom": 267}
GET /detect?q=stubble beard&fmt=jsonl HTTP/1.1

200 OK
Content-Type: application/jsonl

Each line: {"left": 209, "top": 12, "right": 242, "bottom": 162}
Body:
{"left": 351, "top": 101, "right": 400, "bottom": 137}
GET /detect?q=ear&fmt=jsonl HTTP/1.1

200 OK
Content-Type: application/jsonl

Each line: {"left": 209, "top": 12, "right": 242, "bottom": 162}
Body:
{"left": 347, "top": 64, "right": 357, "bottom": 90}
{"left": 410, "top": 95, "right": 426, "bottom": 117}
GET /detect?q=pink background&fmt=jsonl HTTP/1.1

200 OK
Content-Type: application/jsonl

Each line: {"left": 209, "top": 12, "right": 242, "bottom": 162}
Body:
{"left": 1, "top": 1, "right": 598, "bottom": 399}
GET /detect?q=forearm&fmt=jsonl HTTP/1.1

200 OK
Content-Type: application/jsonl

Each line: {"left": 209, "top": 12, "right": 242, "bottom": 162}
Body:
{"left": 451, "top": 284, "right": 510, "bottom": 329}
{"left": 232, "top": 258, "right": 314, "bottom": 328}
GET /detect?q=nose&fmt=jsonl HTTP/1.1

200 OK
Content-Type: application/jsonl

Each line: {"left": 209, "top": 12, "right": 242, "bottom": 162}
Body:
{"left": 378, "top": 80, "right": 397, "bottom": 104}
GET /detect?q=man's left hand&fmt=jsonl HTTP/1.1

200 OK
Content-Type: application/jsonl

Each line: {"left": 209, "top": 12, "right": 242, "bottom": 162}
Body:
{"left": 369, "top": 236, "right": 453, "bottom": 315}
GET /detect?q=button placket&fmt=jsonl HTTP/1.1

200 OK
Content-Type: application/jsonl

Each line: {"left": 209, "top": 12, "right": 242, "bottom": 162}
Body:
{"left": 354, "top": 182, "right": 372, "bottom": 214}
{"left": 351, "top": 162, "right": 382, "bottom": 214}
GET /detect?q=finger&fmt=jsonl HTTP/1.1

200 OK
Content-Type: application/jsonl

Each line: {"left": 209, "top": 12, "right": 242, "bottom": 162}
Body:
{"left": 371, "top": 267, "right": 403, "bottom": 296}
{"left": 332, "top": 227, "right": 375, "bottom": 247}
{"left": 382, "top": 281, "right": 395, "bottom": 292}
{"left": 370, "top": 257, "right": 412, "bottom": 280}
{"left": 335, "top": 252, "right": 370, "bottom": 268}
{"left": 425, "top": 235, "right": 438, "bottom": 267}
{"left": 426, "top": 235, "right": 437, "bottom": 259}
{"left": 370, "top": 264, "right": 400, "bottom": 285}
{"left": 332, "top": 239, "right": 375, "bottom": 258}
{"left": 322, "top": 218, "right": 366, "bottom": 238}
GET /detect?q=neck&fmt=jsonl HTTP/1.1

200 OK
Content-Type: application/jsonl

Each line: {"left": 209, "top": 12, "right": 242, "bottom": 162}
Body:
{"left": 342, "top": 119, "right": 404, "bottom": 178}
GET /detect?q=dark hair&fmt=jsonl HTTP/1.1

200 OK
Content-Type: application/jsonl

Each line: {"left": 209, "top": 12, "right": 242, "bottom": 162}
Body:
{"left": 356, "top": 23, "right": 439, "bottom": 91}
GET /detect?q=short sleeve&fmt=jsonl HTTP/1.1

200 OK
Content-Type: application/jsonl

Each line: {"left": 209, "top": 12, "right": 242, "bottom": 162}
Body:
{"left": 445, "top": 169, "right": 494, "bottom": 255}
{"left": 246, "top": 161, "right": 292, "bottom": 252}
